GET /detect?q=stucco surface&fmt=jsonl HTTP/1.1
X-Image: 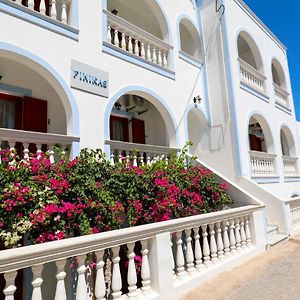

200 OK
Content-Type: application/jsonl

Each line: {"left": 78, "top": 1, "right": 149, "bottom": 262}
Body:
{"left": 180, "top": 235, "right": 300, "bottom": 300}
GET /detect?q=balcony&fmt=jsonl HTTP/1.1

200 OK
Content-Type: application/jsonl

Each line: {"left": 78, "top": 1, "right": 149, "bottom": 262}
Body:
{"left": 249, "top": 150, "right": 277, "bottom": 178}
{"left": 0, "top": 128, "right": 80, "bottom": 162}
{"left": 283, "top": 155, "right": 298, "bottom": 177}
{"left": 0, "top": 205, "right": 263, "bottom": 299}
{"left": 105, "top": 140, "right": 179, "bottom": 166}
{"left": 103, "top": 10, "right": 174, "bottom": 78}
{"left": 273, "top": 83, "right": 291, "bottom": 113}
{"left": 239, "top": 58, "right": 266, "bottom": 96}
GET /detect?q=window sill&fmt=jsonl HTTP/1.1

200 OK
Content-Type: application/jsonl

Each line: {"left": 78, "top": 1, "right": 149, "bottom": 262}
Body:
{"left": 0, "top": 0, "right": 79, "bottom": 41}
{"left": 275, "top": 101, "right": 292, "bottom": 115}
{"left": 240, "top": 82, "right": 270, "bottom": 103}
{"left": 178, "top": 50, "right": 202, "bottom": 68}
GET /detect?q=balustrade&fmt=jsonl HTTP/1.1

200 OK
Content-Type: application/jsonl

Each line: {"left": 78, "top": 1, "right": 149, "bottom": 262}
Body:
{"left": 283, "top": 155, "right": 298, "bottom": 176}
{"left": 249, "top": 150, "right": 277, "bottom": 177}
{"left": 9, "top": 0, "right": 70, "bottom": 24}
{"left": 0, "top": 128, "right": 80, "bottom": 163}
{"left": 0, "top": 205, "right": 260, "bottom": 299}
{"left": 105, "top": 140, "right": 179, "bottom": 167}
{"left": 286, "top": 197, "right": 300, "bottom": 229}
{"left": 239, "top": 58, "right": 266, "bottom": 94}
{"left": 104, "top": 10, "right": 172, "bottom": 70}
{"left": 274, "top": 83, "right": 289, "bottom": 108}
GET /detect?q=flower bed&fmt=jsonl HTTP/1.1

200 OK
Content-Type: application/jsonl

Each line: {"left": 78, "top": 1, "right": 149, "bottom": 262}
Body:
{"left": 0, "top": 147, "right": 233, "bottom": 249}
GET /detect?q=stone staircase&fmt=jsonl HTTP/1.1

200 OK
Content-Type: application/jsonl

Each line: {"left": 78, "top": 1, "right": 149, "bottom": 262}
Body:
{"left": 267, "top": 224, "right": 288, "bottom": 247}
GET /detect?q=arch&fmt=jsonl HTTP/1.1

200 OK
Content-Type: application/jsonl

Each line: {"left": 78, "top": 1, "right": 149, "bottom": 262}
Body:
{"left": 280, "top": 125, "right": 296, "bottom": 157}
{"left": 104, "top": 86, "right": 179, "bottom": 148}
{"left": 271, "top": 58, "right": 287, "bottom": 89}
{"left": 186, "top": 106, "right": 209, "bottom": 155}
{"left": 107, "top": 0, "right": 171, "bottom": 42}
{"left": 177, "top": 15, "right": 202, "bottom": 61}
{"left": 247, "top": 112, "right": 274, "bottom": 153}
{"left": 237, "top": 30, "right": 263, "bottom": 72}
{"left": 0, "top": 42, "right": 79, "bottom": 137}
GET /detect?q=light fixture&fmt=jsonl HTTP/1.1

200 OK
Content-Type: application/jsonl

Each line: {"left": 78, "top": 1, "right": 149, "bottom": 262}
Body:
{"left": 114, "top": 101, "right": 122, "bottom": 110}
{"left": 193, "top": 95, "right": 202, "bottom": 105}
{"left": 111, "top": 9, "right": 118, "bottom": 15}
{"left": 0, "top": 75, "right": 3, "bottom": 81}
{"left": 126, "top": 106, "right": 136, "bottom": 112}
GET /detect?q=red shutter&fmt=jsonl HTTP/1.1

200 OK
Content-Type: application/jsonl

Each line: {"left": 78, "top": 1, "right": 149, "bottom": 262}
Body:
{"left": 22, "top": 96, "right": 47, "bottom": 133}
{"left": 132, "top": 118, "right": 145, "bottom": 144}
{"left": 249, "top": 134, "right": 262, "bottom": 152}
{"left": 110, "top": 115, "right": 129, "bottom": 142}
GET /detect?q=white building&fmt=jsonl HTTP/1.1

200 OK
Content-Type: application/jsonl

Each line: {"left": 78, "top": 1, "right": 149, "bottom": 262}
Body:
{"left": 0, "top": 0, "right": 300, "bottom": 299}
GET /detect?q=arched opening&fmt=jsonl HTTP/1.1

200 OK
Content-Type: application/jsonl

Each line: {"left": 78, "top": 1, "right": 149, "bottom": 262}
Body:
{"left": 272, "top": 59, "right": 286, "bottom": 89}
{"left": 187, "top": 108, "right": 209, "bottom": 156}
{"left": 107, "top": 0, "right": 169, "bottom": 41}
{"left": 179, "top": 19, "right": 201, "bottom": 61}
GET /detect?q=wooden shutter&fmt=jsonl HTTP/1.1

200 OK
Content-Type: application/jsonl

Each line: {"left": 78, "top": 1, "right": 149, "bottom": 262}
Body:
{"left": 110, "top": 115, "right": 129, "bottom": 142}
{"left": 249, "top": 134, "right": 262, "bottom": 152}
{"left": 132, "top": 118, "right": 146, "bottom": 144}
{"left": 22, "top": 96, "right": 47, "bottom": 132}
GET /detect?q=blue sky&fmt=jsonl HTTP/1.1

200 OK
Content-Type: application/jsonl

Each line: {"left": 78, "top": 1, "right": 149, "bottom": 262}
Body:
{"left": 244, "top": 0, "right": 300, "bottom": 120}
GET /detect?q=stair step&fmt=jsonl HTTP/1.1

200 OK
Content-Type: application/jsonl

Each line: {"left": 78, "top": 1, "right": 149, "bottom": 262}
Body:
{"left": 268, "top": 233, "right": 288, "bottom": 247}
{"left": 267, "top": 224, "right": 279, "bottom": 234}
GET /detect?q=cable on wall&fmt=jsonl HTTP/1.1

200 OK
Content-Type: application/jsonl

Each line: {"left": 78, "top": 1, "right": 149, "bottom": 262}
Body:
{"left": 216, "top": 0, "right": 225, "bottom": 17}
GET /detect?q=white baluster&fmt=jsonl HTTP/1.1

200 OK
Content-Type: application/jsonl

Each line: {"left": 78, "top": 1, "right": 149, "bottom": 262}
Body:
{"left": 146, "top": 44, "right": 152, "bottom": 62}
{"left": 222, "top": 221, "right": 231, "bottom": 256}
{"left": 13, "top": 0, "right": 22, "bottom": 4}
{"left": 170, "top": 234, "right": 176, "bottom": 278}
{"left": 201, "top": 225, "right": 211, "bottom": 265}
{"left": 0, "top": 142, "right": 2, "bottom": 164}
{"left": 31, "top": 265, "right": 44, "bottom": 300}
{"left": 176, "top": 231, "right": 185, "bottom": 277}
{"left": 152, "top": 47, "right": 157, "bottom": 64}
{"left": 133, "top": 155, "right": 138, "bottom": 167}
{"left": 95, "top": 250, "right": 106, "bottom": 300}
{"left": 216, "top": 222, "right": 224, "bottom": 259}
{"left": 76, "top": 255, "right": 87, "bottom": 300}
{"left": 107, "top": 25, "right": 112, "bottom": 44}
{"left": 55, "top": 260, "right": 67, "bottom": 300}
{"left": 50, "top": 0, "right": 57, "bottom": 20}
{"left": 141, "top": 240, "right": 151, "bottom": 294}
{"left": 157, "top": 50, "right": 163, "bottom": 66}
{"left": 121, "top": 32, "right": 126, "bottom": 50}
{"left": 235, "top": 218, "right": 242, "bottom": 251}
{"left": 36, "top": 144, "right": 42, "bottom": 160}
{"left": 240, "top": 217, "right": 247, "bottom": 248}
{"left": 9, "top": 141, "right": 16, "bottom": 165}
{"left": 118, "top": 153, "right": 122, "bottom": 164}
{"left": 48, "top": 146, "right": 55, "bottom": 164}
{"left": 245, "top": 216, "right": 252, "bottom": 246}
{"left": 209, "top": 224, "right": 218, "bottom": 263}
{"left": 127, "top": 243, "right": 137, "bottom": 298}
{"left": 27, "top": 0, "right": 34, "bottom": 10}
{"left": 146, "top": 156, "right": 151, "bottom": 166}
{"left": 128, "top": 36, "right": 133, "bottom": 53}
{"left": 163, "top": 51, "right": 168, "bottom": 68}
{"left": 61, "top": 0, "right": 68, "bottom": 24}
{"left": 110, "top": 153, "right": 115, "bottom": 166}
{"left": 3, "top": 271, "right": 17, "bottom": 300}
{"left": 229, "top": 219, "right": 236, "bottom": 253}
{"left": 185, "top": 229, "right": 195, "bottom": 273}
{"left": 141, "top": 42, "right": 146, "bottom": 59}
{"left": 23, "top": 143, "right": 30, "bottom": 162}
{"left": 39, "top": 0, "right": 46, "bottom": 15}
{"left": 193, "top": 227, "right": 204, "bottom": 270}
{"left": 126, "top": 154, "right": 130, "bottom": 168}
{"left": 111, "top": 247, "right": 122, "bottom": 299}
{"left": 113, "top": 29, "right": 119, "bottom": 47}
{"left": 134, "top": 39, "right": 139, "bottom": 56}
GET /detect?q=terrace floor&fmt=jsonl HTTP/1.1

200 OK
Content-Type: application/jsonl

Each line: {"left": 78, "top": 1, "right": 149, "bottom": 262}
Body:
{"left": 181, "top": 235, "right": 300, "bottom": 300}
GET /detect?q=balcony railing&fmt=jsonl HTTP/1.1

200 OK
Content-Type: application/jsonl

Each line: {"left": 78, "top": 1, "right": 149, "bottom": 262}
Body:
{"left": 0, "top": 128, "right": 80, "bottom": 163}
{"left": 0, "top": 205, "right": 263, "bottom": 299}
{"left": 283, "top": 155, "right": 298, "bottom": 176}
{"left": 6, "top": 0, "right": 70, "bottom": 24}
{"left": 273, "top": 83, "right": 289, "bottom": 108}
{"left": 103, "top": 10, "right": 173, "bottom": 70}
{"left": 105, "top": 140, "right": 180, "bottom": 166}
{"left": 249, "top": 150, "right": 277, "bottom": 177}
{"left": 239, "top": 58, "right": 266, "bottom": 94}
{"left": 286, "top": 197, "right": 300, "bottom": 230}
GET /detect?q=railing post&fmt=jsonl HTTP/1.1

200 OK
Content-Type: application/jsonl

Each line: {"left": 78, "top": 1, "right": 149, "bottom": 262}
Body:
{"left": 3, "top": 271, "right": 17, "bottom": 300}
{"left": 148, "top": 232, "right": 173, "bottom": 298}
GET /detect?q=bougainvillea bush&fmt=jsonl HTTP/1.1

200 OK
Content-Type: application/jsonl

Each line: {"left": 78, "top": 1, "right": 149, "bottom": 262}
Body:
{"left": 0, "top": 147, "right": 233, "bottom": 249}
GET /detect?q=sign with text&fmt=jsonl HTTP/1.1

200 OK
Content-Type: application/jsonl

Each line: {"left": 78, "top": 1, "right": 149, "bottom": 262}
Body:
{"left": 71, "top": 60, "right": 109, "bottom": 97}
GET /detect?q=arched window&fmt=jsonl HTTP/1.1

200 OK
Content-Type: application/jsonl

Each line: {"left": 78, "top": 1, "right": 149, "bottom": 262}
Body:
{"left": 272, "top": 59, "right": 286, "bottom": 89}
{"left": 280, "top": 126, "right": 296, "bottom": 157}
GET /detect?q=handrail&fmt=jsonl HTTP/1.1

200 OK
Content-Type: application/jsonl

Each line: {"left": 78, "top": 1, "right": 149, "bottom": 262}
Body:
{"left": 273, "top": 82, "right": 289, "bottom": 97}
{"left": 282, "top": 155, "right": 298, "bottom": 163}
{"left": 285, "top": 196, "right": 300, "bottom": 204}
{"left": 105, "top": 140, "right": 180, "bottom": 155}
{"left": 249, "top": 150, "right": 277, "bottom": 160}
{"left": 103, "top": 10, "right": 173, "bottom": 51}
{"left": 0, "top": 128, "right": 80, "bottom": 145}
{"left": 0, "top": 204, "right": 262, "bottom": 273}
{"left": 238, "top": 58, "right": 267, "bottom": 81}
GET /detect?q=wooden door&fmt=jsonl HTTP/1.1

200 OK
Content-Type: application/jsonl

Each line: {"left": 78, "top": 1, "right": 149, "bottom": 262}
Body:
{"left": 132, "top": 118, "right": 145, "bottom": 144}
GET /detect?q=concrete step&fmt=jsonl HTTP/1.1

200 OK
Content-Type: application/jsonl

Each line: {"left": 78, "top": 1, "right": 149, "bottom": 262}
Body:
{"left": 268, "top": 233, "right": 289, "bottom": 248}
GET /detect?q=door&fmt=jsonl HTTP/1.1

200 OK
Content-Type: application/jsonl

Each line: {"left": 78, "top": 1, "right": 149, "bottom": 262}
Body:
{"left": 132, "top": 118, "right": 145, "bottom": 144}
{"left": 110, "top": 115, "right": 129, "bottom": 142}
{"left": 249, "top": 134, "right": 262, "bottom": 152}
